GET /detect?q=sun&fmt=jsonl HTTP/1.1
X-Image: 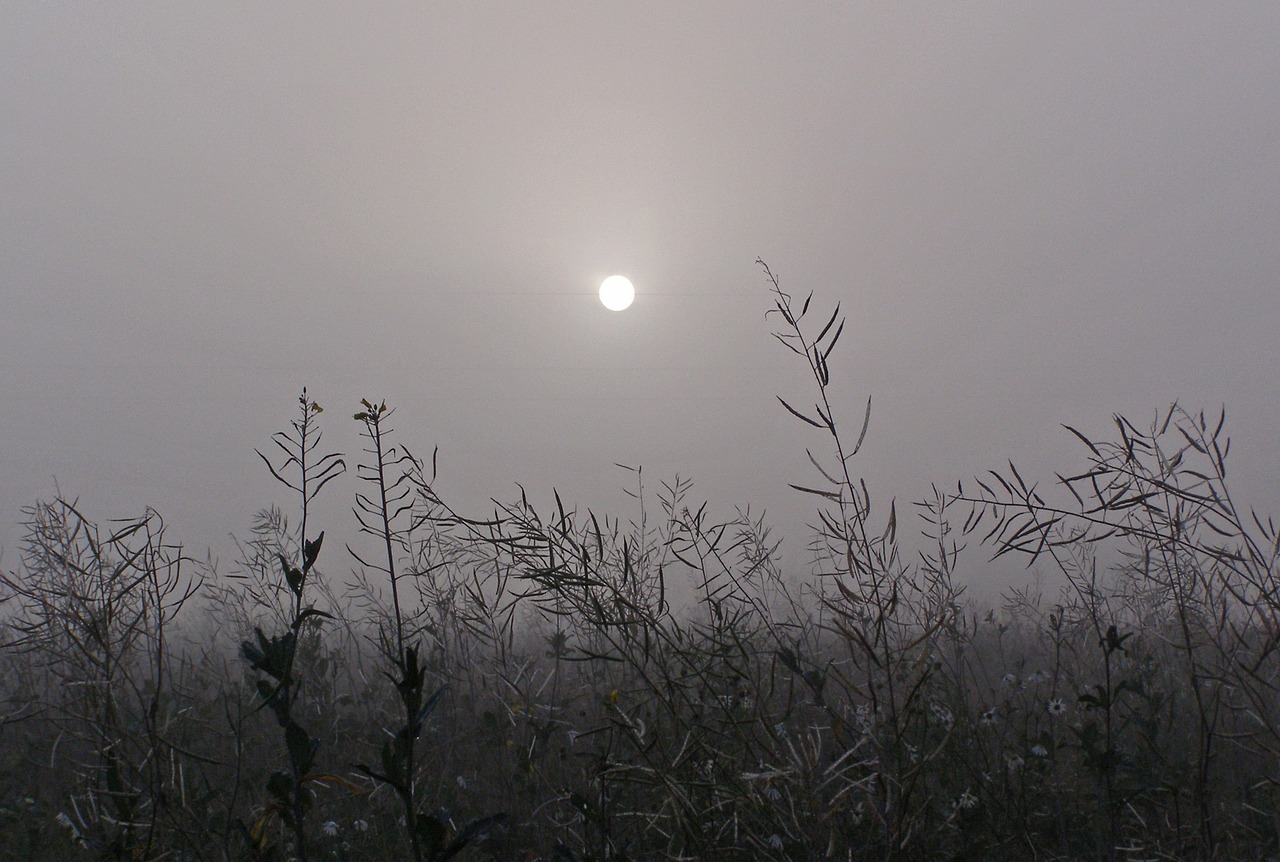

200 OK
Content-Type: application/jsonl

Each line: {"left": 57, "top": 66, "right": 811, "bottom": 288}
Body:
{"left": 599, "top": 275, "right": 635, "bottom": 311}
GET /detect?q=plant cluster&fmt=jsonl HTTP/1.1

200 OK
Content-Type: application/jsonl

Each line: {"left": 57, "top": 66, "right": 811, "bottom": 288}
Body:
{"left": 1, "top": 266, "right": 1277, "bottom": 861}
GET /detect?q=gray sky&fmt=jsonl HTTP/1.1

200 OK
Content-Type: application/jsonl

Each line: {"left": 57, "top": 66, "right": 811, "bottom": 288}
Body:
{"left": 3, "top": 3, "right": 1278, "bottom": 600}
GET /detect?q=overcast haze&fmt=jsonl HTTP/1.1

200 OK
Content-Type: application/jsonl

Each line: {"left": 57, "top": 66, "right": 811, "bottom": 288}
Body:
{"left": 3, "top": 4, "right": 1278, "bottom": 599}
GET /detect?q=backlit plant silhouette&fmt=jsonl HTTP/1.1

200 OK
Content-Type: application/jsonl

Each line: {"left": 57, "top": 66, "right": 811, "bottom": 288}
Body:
{"left": 0, "top": 266, "right": 1276, "bottom": 862}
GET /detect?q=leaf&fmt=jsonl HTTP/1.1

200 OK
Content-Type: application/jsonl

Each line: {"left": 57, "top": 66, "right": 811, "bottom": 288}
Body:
{"left": 248, "top": 809, "right": 277, "bottom": 850}
{"left": 285, "top": 721, "right": 317, "bottom": 775}
{"left": 441, "top": 813, "right": 506, "bottom": 861}
{"left": 381, "top": 738, "right": 401, "bottom": 784}
{"left": 1102, "top": 624, "right": 1131, "bottom": 655}
{"left": 293, "top": 607, "right": 334, "bottom": 631}
{"left": 255, "top": 679, "right": 276, "bottom": 703}
{"left": 302, "top": 531, "right": 324, "bottom": 572}
{"left": 266, "top": 770, "right": 293, "bottom": 804}
{"left": 280, "top": 554, "right": 303, "bottom": 596}
{"left": 241, "top": 639, "right": 266, "bottom": 669}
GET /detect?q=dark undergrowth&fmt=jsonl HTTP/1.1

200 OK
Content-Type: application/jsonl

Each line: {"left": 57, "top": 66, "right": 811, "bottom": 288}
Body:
{"left": 3, "top": 263, "right": 1278, "bottom": 861}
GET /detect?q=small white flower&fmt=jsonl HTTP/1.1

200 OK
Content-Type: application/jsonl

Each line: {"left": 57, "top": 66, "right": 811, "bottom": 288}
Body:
{"left": 957, "top": 789, "right": 978, "bottom": 809}
{"left": 1001, "top": 673, "right": 1019, "bottom": 688}
{"left": 1007, "top": 755, "right": 1025, "bottom": 772}
{"left": 320, "top": 820, "right": 339, "bottom": 838}
{"left": 768, "top": 833, "right": 784, "bottom": 849}
{"left": 352, "top": 819, "right": 369, "bottom": 833}
{"left": 764, "top": 785, "right": 782, "bottom": 801}
{"left": 979, "top": 708, "right": 998, "bottom": 726}
{"left": 1047, "top": 698, "right": 1066, "bottom": 717}
{"left": 1031, "top": 745, "right": 1048, "bottom": 758}
{"left": 456, "top": 775, "right": 468, "bottom": 789}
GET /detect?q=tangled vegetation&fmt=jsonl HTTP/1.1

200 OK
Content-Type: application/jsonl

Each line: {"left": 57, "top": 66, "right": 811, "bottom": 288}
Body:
{"left": 2, "top": 263, "right": 1278, "bottom": 861}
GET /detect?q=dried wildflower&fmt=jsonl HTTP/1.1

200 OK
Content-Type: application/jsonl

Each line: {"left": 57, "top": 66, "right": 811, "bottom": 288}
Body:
{"left": 1047, "top": 698, "right": 1066, "bottom": 717}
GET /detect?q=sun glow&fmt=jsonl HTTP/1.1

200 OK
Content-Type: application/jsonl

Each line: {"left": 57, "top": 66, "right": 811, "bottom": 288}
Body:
{"left": 599, "top": 275, "right": 635, "bottom": 311}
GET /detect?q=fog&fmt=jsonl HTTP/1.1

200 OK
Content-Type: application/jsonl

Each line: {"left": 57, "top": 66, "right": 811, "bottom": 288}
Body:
{"left": 3, "top": 4, "right": 1278, "bottom": 603}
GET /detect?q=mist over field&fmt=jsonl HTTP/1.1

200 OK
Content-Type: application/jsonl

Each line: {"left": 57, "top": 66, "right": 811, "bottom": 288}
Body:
{"left": 3, "top": 5, "right": 1280, "bottom": 860}
{"left": 3, "top": 4, "right": 1277, "bottom": 597}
